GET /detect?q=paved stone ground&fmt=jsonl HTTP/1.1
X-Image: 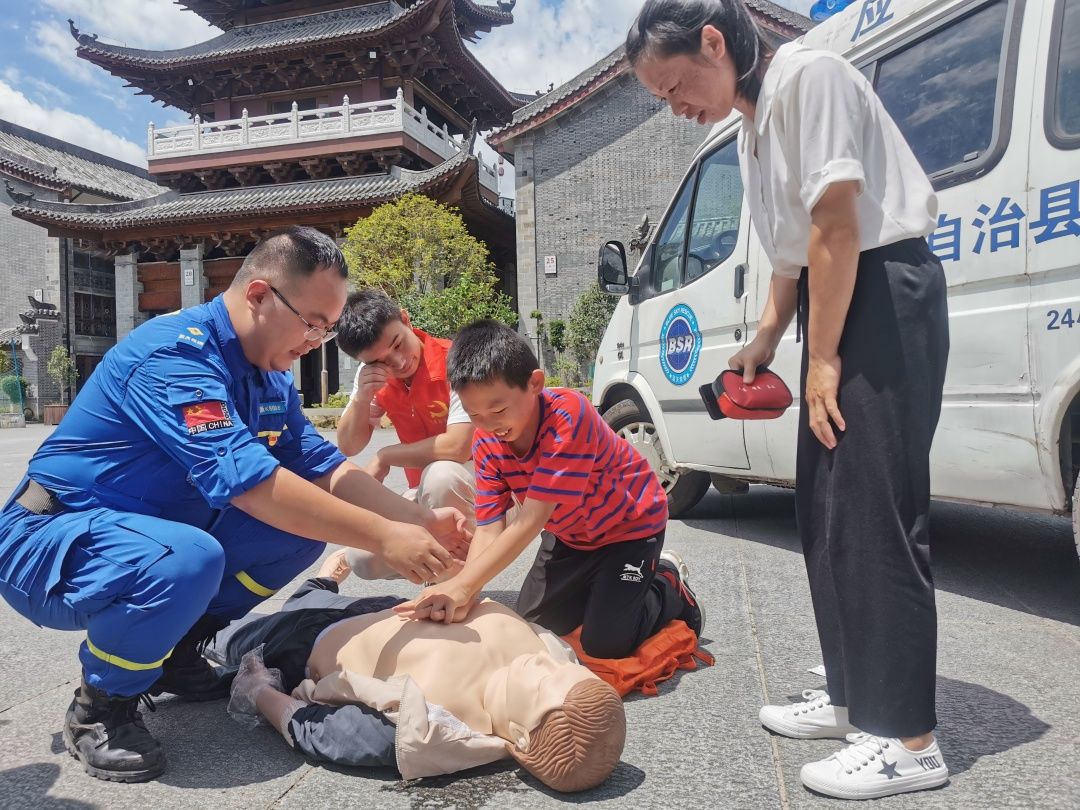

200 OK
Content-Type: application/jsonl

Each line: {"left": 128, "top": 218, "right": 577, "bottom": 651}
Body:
{"left": 0, "top": 424, "right": 1077, "bottom": 809}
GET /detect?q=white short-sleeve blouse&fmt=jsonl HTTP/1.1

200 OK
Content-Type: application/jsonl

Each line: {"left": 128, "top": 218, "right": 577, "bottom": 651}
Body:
{"left": 738, "top": 42, "right": 938, "bottom": 278}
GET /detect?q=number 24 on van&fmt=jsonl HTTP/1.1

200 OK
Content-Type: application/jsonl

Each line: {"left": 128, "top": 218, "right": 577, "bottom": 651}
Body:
{"left": 1047, "top": 310, "right": 1079, "bottom": 331}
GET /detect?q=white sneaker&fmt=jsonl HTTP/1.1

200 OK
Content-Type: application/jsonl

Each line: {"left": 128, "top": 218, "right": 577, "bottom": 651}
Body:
{"left": 759, "top": 689, "right": 859, "bottom": 739}
{"left": 801, "top": 734, "right": 949, "bottom": 799}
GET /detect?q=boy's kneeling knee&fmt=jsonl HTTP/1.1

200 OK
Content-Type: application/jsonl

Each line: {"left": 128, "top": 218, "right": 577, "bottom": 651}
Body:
{"left": 579, "top": 633, "right": 633, "bottom": 661}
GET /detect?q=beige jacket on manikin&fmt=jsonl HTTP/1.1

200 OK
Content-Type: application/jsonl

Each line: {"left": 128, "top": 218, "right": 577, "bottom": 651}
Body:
{"left": 291, "top": 599, "right": 589, "bottom": 781}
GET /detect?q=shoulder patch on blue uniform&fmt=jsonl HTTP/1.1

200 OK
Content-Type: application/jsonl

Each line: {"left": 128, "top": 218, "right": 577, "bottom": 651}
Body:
{"left": 176, "top": 331, "right": 208, "bottom": 351}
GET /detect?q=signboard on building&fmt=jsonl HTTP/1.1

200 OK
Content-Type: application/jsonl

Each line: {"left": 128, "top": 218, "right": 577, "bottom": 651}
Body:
{"left": 544, "top": 255, "right": 557, "bottom": 276}
{"left": 183, "top": 267, "right": 195, "bottom": 286}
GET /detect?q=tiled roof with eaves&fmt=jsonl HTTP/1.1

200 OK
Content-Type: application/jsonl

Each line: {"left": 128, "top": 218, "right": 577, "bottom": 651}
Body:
{"left": 506, "top": 44, "right": 627, "bottom": 129}
{"left": 70, "top": 1, "right": 406, "bottom": 67}
{"left": 175, "top": 0, "right": 513, "bottom": 31}
{"left": 745, "top": 0, "right": 813, "bottom": 32}
{"left": 0, "top": 120, "right": 163, "bottom": 201}
{"left": 11, "top": 127, "right": 480, "bottom": 230}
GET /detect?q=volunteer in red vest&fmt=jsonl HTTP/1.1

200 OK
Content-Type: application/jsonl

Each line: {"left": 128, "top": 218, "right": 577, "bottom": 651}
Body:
{"left": 333, "top": 288, "right": 474, "bottom": 580}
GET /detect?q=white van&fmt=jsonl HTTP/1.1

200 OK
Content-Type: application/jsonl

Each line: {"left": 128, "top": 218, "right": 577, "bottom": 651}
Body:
{"left": 593, "top": 0, "right": 1080, "bottom": 556}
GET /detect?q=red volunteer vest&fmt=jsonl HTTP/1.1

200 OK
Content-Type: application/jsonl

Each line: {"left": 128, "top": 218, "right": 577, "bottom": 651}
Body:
{"left": 374, "top": 329, "right": 454, "bottom": 488}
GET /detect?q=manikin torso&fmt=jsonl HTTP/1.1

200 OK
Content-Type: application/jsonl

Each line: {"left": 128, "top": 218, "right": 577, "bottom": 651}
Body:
{"left": 306, "top": 600, "right": 588, "bottom": 737}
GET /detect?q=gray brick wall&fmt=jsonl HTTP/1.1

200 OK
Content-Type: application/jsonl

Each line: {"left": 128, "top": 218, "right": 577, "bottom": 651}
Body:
{"left": 0, "top": 179, "right": 66, "bottom": 417}
{"left": 515, "top": 74, "right": 709, "bottom": 342}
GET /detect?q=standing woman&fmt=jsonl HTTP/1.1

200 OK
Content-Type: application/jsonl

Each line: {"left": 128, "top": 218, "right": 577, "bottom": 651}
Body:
{"left": 628, "top": 0, "right": 950, "bottom": 800}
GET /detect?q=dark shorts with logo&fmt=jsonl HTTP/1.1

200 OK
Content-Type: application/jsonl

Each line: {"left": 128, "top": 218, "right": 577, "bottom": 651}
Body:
{"left": 515, "top": 530, "right": 682, "bottom": 659}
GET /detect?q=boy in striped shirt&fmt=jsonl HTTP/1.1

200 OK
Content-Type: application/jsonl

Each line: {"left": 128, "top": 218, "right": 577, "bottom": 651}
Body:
{"left": 396, "top": 321, "right": 703, "bottom": 659}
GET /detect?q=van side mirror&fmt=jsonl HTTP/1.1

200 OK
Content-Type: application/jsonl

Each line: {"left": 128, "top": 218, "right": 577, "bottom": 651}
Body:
{"left": 598, "top": 241, "right": 629, "bottom": 295}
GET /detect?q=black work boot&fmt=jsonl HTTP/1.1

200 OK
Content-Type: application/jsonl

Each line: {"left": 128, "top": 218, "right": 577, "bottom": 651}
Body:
{"left": 149, "top": 614, "right": 230, "bottom": 701}
{"left": 63, "top": 678, "right": 166, "bottom": 783}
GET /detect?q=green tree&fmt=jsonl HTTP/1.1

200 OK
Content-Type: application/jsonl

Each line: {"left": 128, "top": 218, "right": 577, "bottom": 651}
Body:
{"left": 547, "top": 319, "right": 567, "bottom": 354}
{"left": 564, "top": 282, "right": 618, "bottom": 385}
{"left": 342, "top": 193, "right": 516, "bottom": 336}
{"left": 47, "top": 345, "right": 78, "bottom": 405}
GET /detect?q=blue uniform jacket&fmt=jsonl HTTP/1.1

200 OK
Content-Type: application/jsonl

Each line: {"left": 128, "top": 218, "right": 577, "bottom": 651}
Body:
{"left": 26, "top": 295, "right": 345, "bottom": 529}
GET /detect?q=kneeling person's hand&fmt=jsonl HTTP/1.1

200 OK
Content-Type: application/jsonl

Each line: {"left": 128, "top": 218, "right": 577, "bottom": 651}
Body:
{"left": 380, "top": 523, "right": 454, "bottom": 584}
{"left": 424, "top": 506, "right": 472, "bottom": 559}
{"left": 394, "top": 578, "right": 477, "bottom": 624}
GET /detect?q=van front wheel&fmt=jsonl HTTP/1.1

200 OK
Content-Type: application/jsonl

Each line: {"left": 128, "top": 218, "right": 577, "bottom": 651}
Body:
{"left": 602, "top": 399, "right": 710, "bottom": 517}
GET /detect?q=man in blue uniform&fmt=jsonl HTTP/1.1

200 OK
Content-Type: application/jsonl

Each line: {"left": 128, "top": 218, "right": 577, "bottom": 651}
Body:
{"left": 0, "top": 226, "right": 467, "bottom": 783}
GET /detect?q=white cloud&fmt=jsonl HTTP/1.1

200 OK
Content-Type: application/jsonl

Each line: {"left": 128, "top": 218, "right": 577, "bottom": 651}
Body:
{"left": 30, "top": 21, "right": 106, "bottom": 87}
{"left": 28, "top": 0, "right": 216, "bottom": 91}
{"left": 471, "top": 0, "right": 815, "bottom": 95}
{"left": 0, "top": 66, "right": 73, "bottom": 106}
{"left": 40, "top": 0, "right": 216, "bottom": 49}
{"left": 0, "top": 79, "right": 146, "bottom": 167}
{"left": 470, "top": 0, "right": 645, "bottom": 95}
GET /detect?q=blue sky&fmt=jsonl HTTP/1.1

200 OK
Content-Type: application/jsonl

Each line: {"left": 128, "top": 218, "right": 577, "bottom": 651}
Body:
{"left": 0, "top": 0, "right": 814, "bottom": 172}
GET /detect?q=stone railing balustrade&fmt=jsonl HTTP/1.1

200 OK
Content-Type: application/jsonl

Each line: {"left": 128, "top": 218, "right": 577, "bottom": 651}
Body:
{"left": 146, "top": 89, "right": 501, "bottom": 194}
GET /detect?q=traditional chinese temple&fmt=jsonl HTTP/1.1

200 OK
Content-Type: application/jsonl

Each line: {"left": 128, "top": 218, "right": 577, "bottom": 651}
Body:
{"left": 11, "top": 0, "right": 523, "bottom": 403}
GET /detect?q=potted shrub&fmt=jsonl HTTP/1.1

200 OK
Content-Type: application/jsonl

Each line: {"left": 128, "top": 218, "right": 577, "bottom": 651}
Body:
{"left": 44, "top": 345, "right": 78, "bottom": 425}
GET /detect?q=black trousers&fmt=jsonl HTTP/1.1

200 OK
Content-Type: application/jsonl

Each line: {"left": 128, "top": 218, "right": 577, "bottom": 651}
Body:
{"left": 795, "top": 238, "right": 949, "bottom": 738}
{"left": 515, "top": 530, "right": 683, "bottom": 659}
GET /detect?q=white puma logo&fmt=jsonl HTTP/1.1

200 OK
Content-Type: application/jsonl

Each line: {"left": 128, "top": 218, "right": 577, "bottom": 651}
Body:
{"left": 622, "top": 561, "right": 644, "bottom": 577}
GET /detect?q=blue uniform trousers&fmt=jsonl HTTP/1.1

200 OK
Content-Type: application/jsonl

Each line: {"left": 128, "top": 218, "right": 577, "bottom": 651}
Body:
{"left": 0, "top": 478, "right": 323, "bottom": 697}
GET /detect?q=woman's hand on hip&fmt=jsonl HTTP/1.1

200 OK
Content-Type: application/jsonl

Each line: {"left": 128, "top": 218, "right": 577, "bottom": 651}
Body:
{"left": 805, "top": 354, "right": 845, "bottom": 449}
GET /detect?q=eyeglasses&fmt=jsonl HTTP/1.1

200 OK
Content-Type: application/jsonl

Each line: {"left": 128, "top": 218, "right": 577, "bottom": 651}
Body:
{"left": 269, "top": 285, "right": 338, "bottom": 344}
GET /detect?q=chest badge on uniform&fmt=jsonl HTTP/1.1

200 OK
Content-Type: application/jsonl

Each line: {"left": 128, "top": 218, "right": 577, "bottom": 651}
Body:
{"left": 427, "top": 400, "right": 448, "bottom": 421}
{"left": 257, "top": 426, "right": 287, "bottom": 447}
{"left": 186, "top": 327, "right": 204, "bottom": 336}
{"left": 259, "top": 401, "right": 286, "bottom": 416}
{"left": 182, "top": 401, "right": 234, "bottom": 435}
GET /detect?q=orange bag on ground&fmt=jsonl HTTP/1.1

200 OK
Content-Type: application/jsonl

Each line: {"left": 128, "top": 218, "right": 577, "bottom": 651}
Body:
{"left": 561, "top": 619, "right": 714, "bottom": 698}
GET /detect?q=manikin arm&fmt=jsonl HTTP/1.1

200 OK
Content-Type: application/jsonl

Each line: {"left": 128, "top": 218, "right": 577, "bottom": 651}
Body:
{"left": 229, "top": 647, "right": 396, "bottom": 767}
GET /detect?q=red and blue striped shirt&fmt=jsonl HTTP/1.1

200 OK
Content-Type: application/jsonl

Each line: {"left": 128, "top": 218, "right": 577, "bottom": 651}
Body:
{"left": 472, "top": 388, "right": 668, "bottom": 550}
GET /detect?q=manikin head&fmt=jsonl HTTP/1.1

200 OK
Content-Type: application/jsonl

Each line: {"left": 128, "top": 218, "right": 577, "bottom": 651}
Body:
{"left": 627, "top": 0, "right": 771, "bottom": 126}
{"left": 448, "top": 320, "right": 545, "bottom": 450}
{"left": 334, "top": 288, "right": 425, "bottom": 381}
{"left": 487, "top": 652, "right": 626, "bottom": 792}
{"left": 224, "top": 226, "right": 349, "bottom": 372}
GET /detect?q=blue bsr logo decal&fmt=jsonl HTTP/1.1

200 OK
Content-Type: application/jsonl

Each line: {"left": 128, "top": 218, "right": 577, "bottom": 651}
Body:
{"left": 660, "top": 304, "right": 701, "bottom": 386}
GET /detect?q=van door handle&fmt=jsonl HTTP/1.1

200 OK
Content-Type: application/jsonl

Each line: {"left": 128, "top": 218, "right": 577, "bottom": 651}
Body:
{"left": 734, "top": 263, "right": 747, "bottom": 299}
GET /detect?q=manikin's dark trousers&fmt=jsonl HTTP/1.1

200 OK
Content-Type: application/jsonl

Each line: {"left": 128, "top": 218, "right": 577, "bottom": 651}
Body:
{"left": 795, "top": 238, "right": 949, "bottom": 739}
